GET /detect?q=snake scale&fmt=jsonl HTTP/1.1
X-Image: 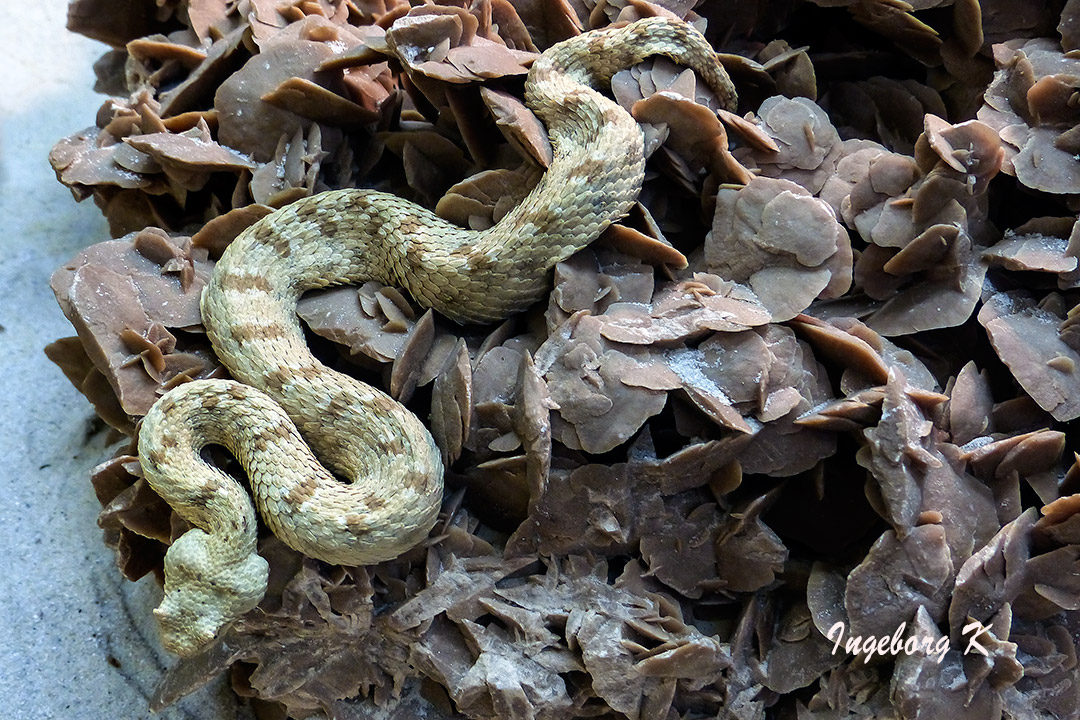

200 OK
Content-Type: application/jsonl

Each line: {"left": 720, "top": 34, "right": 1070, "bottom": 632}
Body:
{"left": 137, "top": 17, "right": 736, "bottom": 657}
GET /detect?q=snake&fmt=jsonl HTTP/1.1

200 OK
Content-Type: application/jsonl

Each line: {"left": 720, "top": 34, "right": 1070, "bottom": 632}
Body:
{"left": 136, "top": 16, "right": 736, "bottom": 657}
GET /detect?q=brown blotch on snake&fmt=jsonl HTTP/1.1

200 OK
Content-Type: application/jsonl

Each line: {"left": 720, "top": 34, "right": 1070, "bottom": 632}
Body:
{"left": 227, "top": 321, "right": 290, "bottom": 343}
{"left": 217, "top": 272, "right": 273, "bottom": 293}
{"left": 137, "top": 17, "right": 736, "bottom": 657}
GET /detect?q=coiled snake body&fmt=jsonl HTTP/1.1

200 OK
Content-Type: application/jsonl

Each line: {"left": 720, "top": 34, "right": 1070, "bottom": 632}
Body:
{"left": 138, "top": 17, "right": 736, "bottom": 657}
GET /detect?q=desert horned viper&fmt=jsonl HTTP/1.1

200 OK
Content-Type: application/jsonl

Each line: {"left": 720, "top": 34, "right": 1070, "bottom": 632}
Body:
{"left": 137, "top": 16, "right": 736, "bottom": 656}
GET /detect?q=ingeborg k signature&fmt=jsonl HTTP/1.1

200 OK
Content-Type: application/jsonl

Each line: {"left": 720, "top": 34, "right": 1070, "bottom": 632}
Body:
{"left": 826, "top": 619, "right": 992, "bottom": 664}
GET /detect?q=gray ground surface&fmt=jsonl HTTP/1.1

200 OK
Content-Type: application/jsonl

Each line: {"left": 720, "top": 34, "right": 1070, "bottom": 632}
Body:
{"left": 0, "top": 4, "right": 251, "bottom": 718}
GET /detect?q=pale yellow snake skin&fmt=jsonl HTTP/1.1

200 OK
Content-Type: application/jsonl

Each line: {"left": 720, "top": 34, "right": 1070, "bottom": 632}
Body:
{"left": 137, "top": 17, "right": 736, "bottom": 657}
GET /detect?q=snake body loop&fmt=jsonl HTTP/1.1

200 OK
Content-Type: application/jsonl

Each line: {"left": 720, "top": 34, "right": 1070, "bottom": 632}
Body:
{"left": 138, "top": 17, "right": 736, "bottom": 657}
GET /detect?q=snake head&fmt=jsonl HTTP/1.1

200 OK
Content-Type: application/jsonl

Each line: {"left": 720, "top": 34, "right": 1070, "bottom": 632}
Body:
{"left": 154, "top": 528, "right": 269, "bottom": 657}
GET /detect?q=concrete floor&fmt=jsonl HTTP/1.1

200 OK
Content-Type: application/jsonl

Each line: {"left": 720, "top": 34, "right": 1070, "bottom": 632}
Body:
{"left": 0, "top": 3, "right": 251, "bottom": 718}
